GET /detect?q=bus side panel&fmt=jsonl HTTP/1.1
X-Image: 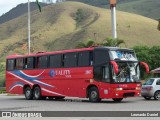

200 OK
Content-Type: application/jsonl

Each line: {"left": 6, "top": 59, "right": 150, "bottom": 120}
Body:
{"left": 98, "top": 82, "right": 112, "bottom": 99}
{"left": 40, "top": 67, "right": 93, "bottom": 97}
{"left": 6, "top": 71, "right": 24, "bottom": 94}
{"left": 6, "top": 67, "right": 94, "bottom": 98}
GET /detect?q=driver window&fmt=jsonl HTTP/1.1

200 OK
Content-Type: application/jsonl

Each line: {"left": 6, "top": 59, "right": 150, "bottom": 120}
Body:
{"left": 156, "top": 79, "right": 160, "bottom": 85}
{"left": 102, "top": 64, "right": 110, "bottom": 82}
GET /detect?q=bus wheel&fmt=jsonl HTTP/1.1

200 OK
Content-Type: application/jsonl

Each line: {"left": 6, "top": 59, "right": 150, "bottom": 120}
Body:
{"left": 33, "top": 86, "right": 42, "bottom": 100}
{"left": 112, "top": 98, "right": 123, "bottom": 102}
{"left": 89, "top": 87, "right": 101, "bottom": 102}
{"left": 24, "top": 87, "right": 33, "bottom": 100}
{"left": 154, "top": 91, "right": 160, "bottom": 100}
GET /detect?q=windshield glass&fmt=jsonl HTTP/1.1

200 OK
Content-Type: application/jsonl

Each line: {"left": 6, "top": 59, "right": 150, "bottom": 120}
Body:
{"left": 143, "top": 79, "right": 154, "bottom": 85}
{"left": 109, "top": 50, "right": 137, "bottom": 61}
{"left": 112, "top": 62, "right": 140, "bottom": 83}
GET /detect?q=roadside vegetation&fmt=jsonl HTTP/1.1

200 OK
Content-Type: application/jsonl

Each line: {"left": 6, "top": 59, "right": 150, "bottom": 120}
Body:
{"left": 0, "top": 87, "right": 6, "bottom": 94}
{"left": 76, "top": 38, "right": 160, "bottom": 80}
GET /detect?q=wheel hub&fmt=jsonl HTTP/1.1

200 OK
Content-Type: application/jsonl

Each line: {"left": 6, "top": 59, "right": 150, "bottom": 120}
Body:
{"left": 91, "top": 91, "right": 97, "bottom": 99}
{"left": 26, "top": 90, "right": 30, "bottom": 97}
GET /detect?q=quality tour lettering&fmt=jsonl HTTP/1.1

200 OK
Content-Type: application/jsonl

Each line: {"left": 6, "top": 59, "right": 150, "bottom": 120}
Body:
{"left": 49, "top": 70, "right": 71, "bottom": 78}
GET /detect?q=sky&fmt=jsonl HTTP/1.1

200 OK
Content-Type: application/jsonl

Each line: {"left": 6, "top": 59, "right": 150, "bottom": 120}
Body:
{"left": 0, "top": 0, "right": 56, "bottom": 16}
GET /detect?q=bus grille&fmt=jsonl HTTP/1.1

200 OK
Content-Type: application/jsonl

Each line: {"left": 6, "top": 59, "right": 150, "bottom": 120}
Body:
{"left": 123, "top": 88, "right": 135, "bottom": 90}
{"left": 123, "top": 92, "right": 135, "bottom": 97}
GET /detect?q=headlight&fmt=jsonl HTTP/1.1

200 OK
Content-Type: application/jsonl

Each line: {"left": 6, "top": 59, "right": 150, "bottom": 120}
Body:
{"left": 136, "top": 87, "right": 141, "bottom": 90}
{"left": 115, "top": 88, "right": 123, "bottom": 90}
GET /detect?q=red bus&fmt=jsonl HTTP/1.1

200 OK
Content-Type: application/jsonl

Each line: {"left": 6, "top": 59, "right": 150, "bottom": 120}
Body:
{"left": 6, "top": 47, "right": 149, "bottom": 102}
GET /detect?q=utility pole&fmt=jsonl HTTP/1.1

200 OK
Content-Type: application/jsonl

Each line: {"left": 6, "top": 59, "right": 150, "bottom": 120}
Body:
{"left": 110, "top": 0, "right": 117, "bottom": 39}
{"left": 28, "top": 0, "right": 31, "bottom": 54}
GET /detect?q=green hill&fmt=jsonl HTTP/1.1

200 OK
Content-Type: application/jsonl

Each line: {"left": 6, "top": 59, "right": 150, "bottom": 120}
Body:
{"left": 117, "top": 0, "right": 160, "bottom": 20}
{"left": 0, "top": 1, "right": 160, "bottom": 57}
{"left": 67, "top": 0, "right": 160, "bottom": 20}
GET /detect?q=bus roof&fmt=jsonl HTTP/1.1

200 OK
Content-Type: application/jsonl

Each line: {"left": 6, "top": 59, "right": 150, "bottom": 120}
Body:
{"left": 6, "top": 46, "right": 133, "bottom": 59}
{"left": 6, "top": 47, "right": 94, "bottom": 59}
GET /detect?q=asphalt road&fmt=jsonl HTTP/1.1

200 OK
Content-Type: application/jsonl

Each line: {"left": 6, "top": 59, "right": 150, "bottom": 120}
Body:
{"left": 0, "top": 95, "right": 160, "bottom": 120}
{"left": 0, "top": 95, "right": 160, "bottom": 111}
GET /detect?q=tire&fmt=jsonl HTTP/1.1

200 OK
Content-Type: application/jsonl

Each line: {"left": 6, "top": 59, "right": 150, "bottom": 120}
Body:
{"left": 112, "top": 98, "right": 123, "bottom": 102}
{"left": 33, "top": 86, "right": 42, "bottom": 100}
{"left": 154, "top": 91, "right": 160, "bottom": 100}
{"left": 144, "top": 97, "right": 151, "bottom": 100}
{"left": 88, "top": 87, "right": 101, "bottom": 103}
{"left": 24, "top": 87, "right": 33, "bottom": 100}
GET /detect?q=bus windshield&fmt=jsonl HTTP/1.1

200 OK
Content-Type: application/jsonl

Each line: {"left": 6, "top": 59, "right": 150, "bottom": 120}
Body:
{"left": 112, "top": 62, "right": 140, "bottom": 83}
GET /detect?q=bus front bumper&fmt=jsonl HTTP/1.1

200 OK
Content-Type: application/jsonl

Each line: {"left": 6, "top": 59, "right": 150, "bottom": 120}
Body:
{"left": 110, "top": 90, "right": 141, "bottom": 98}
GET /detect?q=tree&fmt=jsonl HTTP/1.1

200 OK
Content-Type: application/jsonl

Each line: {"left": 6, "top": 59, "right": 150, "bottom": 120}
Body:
{"left": 133, "top": 46, "right": 160, "bottom": 79}
{"left": 76, "top": 39, "right": 95, "bottom": 48}
{"left": 75, "top": 9, "right": 85, "bottom": 24}
{"left": 102, "top": 37, "right": 125, "bottom": 47}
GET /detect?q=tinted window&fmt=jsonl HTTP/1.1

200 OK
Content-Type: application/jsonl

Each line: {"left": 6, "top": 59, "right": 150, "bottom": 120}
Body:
{"left": 78, "top": 51, "right": 92, "bottom": 67}
{"left": 24, "top": 57, "right": 34, "bottom": 69}
{"left": 49, "top": 54, "right": 62, "bottom": 68}
{"left": 144, "top": 79, "right": 154, "bottom": 85}
{"left": 7, "top": 59, "right": 15, "bottom": 70}
{"left": 102, "top": 64, "right": 110, "bottom": 82}
{"left": 37, "top": 56, "right": 48, "bottom": 68}
{"left": 156, "top": 79, "right": 160, "bottom": 85}
{"left": 94, "top": 49, "right": 109, "bottom": 66}
{"left": 64, "top": 52, "right": 77, "bottom": 67}
{"left": 15, "top": 58, "right": 23, "bottom": 69}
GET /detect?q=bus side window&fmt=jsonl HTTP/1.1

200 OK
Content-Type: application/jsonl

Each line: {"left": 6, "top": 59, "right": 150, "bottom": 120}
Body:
{"left": 49, "top": 54, "right": 62, "bottom": 68}
{"left": 15, "top": 58, "right": 24, "bottom": 70}
{"left": 78, "top": 51, "right": 90, "bottom": 67}
{"left": 7, "top": 59, "right": 15, "bottom": 71}
{"left": 94, "top": 49, "right": 109, "bottom": 81}
{"left": 38, "top": 56, "right": 48, "bottom": 68}
{"left": 24, "top": 57, "right": 34, "bottom": 69}
{"left": 94, "top": 49, "right": 109, "bottom": 66}
{"left": 64, "top": 52, "right": 77, "bottom": 68}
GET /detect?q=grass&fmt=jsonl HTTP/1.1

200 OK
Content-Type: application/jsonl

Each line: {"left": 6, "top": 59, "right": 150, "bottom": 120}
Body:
{"left": 117, "top": 0, "right": 160, "bottom": 20}
{"left": 0, "top": 87, "right": 6, "bottom": 94}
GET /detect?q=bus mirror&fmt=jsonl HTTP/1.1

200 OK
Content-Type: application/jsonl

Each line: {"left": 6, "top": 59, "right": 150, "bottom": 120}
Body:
{"left": 139, "top": 62, "right": 149, "bottom": 74}
{"left": 110, "top": 61, "right": 118, "bottom": 74}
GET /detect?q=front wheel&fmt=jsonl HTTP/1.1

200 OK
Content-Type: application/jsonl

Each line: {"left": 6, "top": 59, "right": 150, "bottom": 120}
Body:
{"left": 112, "top": 98, "right": 123, "bottom": 102}
{"left": 24, "top": 87, "right": 33, "bottom": 100}
{"left": 154, "top": 91, "right": 160, "bottom": 100}
{"left": 88, "top": 87, "right": 101, "bottom": 102}
{"left": 33, "top": 86, "right": 42, "bottom": 100}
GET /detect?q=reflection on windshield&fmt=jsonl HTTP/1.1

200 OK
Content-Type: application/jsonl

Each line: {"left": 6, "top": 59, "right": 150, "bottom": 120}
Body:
{"left": 112, "top": 62, "right": 140, "bottom": 83}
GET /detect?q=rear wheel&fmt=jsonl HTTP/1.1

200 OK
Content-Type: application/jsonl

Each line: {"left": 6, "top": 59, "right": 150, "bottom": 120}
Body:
{"left": 154, "top": 91, "right": 160, "bottom": 100}
{"left": 112, "top": 98, "right": 123, "bottom": 102}
{"left": 144, "top": 97, "right": 151, "bottom": 100}
{"left": 24, "top": 87, "right": 33, "bottom": 100}
{"left": 33, "top": 86, "right": 42, "bottom": 100}
{"left": 88, "top": 87, "right": 101, "bottom": 102}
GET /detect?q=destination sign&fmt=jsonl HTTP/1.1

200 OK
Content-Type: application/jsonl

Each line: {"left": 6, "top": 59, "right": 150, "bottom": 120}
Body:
{"left": 109, "top": 51, "right": 137, "bottom": 61}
